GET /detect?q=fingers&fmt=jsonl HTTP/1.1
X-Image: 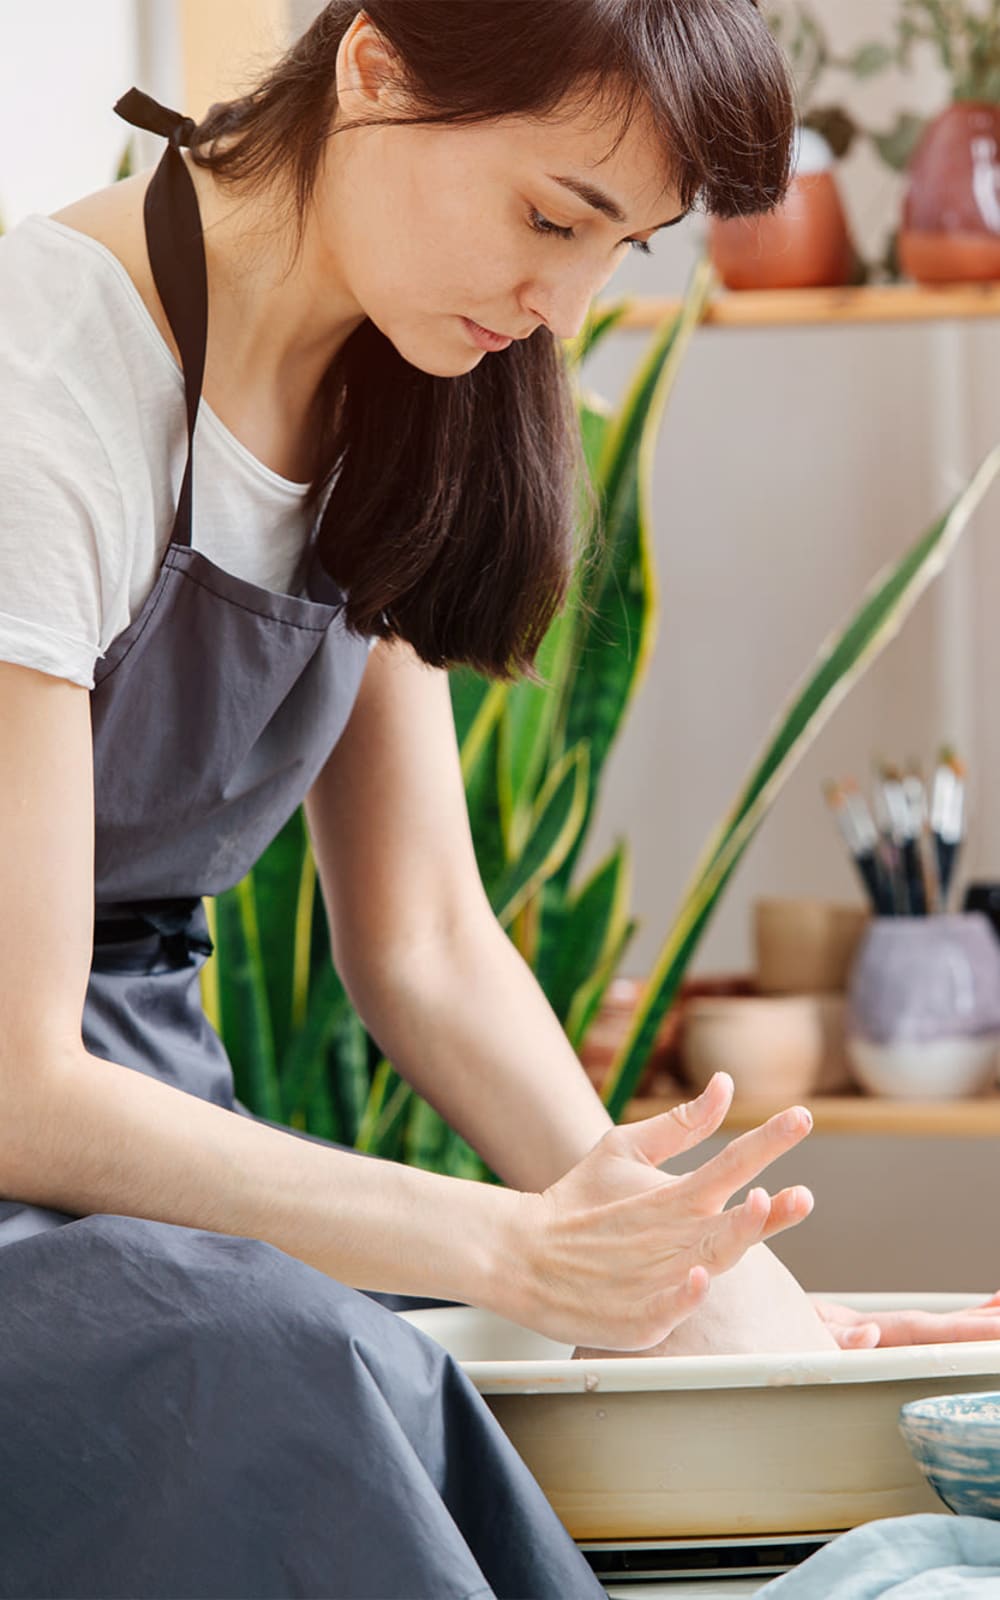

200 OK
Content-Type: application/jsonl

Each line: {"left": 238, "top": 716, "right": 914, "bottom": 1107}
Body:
{"left": 684, "top": 1184, "right": 773, "bottom": 1274}
{"left": 626, "top": 1072, "right": 735, "bottom": 1167}
{"left": 834, "top": 1322, "right": 881, "bottom": 1350}
{"left": 758, "top": 1184, "right": 814, "bottom": 1240}
{"left": 667, "top": 1183, "right": 813, "bottom": 1283}
{"left": 677, "top": 1106, "right": 814, "bottom": 1213}
{"left": 641, "top": 1263, "right": 712, "bottom": 1346}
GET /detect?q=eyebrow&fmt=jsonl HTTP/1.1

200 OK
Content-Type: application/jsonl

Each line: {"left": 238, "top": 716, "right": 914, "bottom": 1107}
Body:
{"left": 547, "top": 173, "right": 688, "bottom": 233}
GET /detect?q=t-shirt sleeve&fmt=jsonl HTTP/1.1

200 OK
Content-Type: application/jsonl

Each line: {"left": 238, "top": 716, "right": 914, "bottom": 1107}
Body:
{"left": 0, "top": 355, "right": 124, "bottom": 690}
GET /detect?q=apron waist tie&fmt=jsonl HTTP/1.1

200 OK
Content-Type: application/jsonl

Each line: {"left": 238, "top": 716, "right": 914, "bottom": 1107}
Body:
{"left": 93, "top": 897, "right": 215, "bottom": 961}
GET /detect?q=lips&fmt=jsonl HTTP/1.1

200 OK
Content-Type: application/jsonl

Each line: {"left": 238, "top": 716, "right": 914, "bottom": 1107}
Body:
{"left": 461, "top": 316, "right": 514, "bottom": 352}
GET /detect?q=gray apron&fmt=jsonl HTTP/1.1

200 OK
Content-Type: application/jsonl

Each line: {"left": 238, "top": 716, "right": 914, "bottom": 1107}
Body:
{"left": 0, "top": 88, "right": 606, "bottom": 1600}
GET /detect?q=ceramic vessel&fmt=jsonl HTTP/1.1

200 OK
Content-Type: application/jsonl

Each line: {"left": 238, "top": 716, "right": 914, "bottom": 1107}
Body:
{"left": 681, "top": 994, "right": 826, "bottom": 1100}
{"left": 846, "top": 913, "right": 1000, "bottom": 1099}
{"left": 899, "top": 103, "right": 1000, "bottom": 284}
{"left": 900, "top": 1391, "right": 1000, "bottom": 1518}
{"left": 709, "top": 127, "right": 856, "bottom": 291}
{"left": 578, "top": 973, "right": 756, "bottom": 1096}
{"left": 754, "top": 898, "right": 870, "bottom": 995}
{"left": 401, "top": 1296, "right": 1000, "bottom": 1541}
{"left": 964, "top": 880, "right": 1000, "bottom": 947}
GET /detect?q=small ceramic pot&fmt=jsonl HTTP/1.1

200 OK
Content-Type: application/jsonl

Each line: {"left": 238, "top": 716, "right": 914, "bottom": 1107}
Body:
{"left": 899, "top": 103, "right": 1000, "bottom": 285}
{"left": 709, "top": 127, "right": 857, "bottom": 292}
{"left": 899, "top": 1392, "right": 1000, "bottom": 1518}
{"left": 681, "top": 994, "right": 826, "bottom": 1101}
{"left": 754, "top": 898, "right": 871, "bottom": 996}
{"left": 846, "top": 913, "right": 1000, "bottom": 1099}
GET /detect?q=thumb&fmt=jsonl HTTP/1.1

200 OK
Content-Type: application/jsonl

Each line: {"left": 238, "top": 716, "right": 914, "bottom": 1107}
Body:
{"left": 623, "top": 1073, "right": 734, "bottom": 1167}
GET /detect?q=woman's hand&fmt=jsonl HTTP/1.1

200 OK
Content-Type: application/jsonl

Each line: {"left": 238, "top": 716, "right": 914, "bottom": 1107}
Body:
{"left": 814, "top": 1291, "right": 1000, "bottom": 1350}
{"left": 509, "top": 1071, "right": 815, "bottom": 1352}
{"left": 573, "top": 1243, "right": 838, "bottom": 1360}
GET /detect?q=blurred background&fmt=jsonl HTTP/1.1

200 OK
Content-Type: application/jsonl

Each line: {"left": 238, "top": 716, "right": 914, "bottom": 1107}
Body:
{"left": 4, "top": 0, "right": 1000, "bottom": 1289}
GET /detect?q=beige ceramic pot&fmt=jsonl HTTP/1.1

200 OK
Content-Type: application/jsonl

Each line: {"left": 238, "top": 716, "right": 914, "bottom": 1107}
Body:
{"left": 401, "top": 1297, "right": 1000, "bottom": 1541}
{"left": 680, "top": 994, "right": 826, "bottom": 1101}
{"left": 754, "top": 898, "right": 871, "bottom": 996}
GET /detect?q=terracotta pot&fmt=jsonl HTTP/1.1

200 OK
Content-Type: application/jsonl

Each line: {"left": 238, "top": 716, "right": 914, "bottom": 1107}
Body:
{"left": 899, "top": 102, "right": 1000, "bottom": 285}
{"left": 578, "top": 973, "right": 755, "bottom": 1096}
{"left": 710, "top": 172, "right": 856, "bottom": 291}
{"left": 708, "top": 128, "right": 856, "bottom": 292}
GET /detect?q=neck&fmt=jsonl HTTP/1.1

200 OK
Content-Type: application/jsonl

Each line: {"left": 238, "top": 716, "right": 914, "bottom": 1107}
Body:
{"left": 183, "top": 151, "right": 367, "bottom": 405}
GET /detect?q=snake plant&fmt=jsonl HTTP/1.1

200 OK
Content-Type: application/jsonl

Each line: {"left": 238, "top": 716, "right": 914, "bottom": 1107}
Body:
{"left": 202, "top": 260, "right": 1000, "bottom": 1174}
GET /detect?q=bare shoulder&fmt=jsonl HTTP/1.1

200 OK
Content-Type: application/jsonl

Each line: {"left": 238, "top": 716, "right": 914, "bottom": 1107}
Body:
{"left": 49, "top": 169, "right": 178, "bottom": 363}
{"left": 50, "top": 170, "right": 152, "bottom": 272}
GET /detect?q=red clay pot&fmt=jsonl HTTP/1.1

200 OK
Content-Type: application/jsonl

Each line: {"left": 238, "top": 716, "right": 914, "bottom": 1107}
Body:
{"left": 899, "top": 102, "right": 1000, "bottom": 284}
{"left": 578, "top": 973, "right": 757, "bottom": 1097}
{"left": 709, "top": 169, "right": 856, "bottom": 292}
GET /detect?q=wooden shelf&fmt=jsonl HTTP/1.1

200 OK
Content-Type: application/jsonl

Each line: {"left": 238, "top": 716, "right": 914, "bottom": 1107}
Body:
{"left": 600, "top": 282, "right": 1000, "bottom": 331}
{"left": 623, "top": 1089, "right": 1000, "bottom": 1137}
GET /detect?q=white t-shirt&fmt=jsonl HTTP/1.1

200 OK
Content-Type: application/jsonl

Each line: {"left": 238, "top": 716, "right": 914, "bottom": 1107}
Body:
{"left": 0, "top": 213, "right": 366, "bottom": 691}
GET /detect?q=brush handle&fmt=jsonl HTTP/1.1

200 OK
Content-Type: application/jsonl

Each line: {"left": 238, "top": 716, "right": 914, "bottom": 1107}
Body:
{"left": 936, "top": 838, "right": 960, "bottom": 908}
{"left": 902, "top": 838, "right": 927, "bottom": 915}
{"left": 878, "top": 839, "right": 910, "bottom": 916}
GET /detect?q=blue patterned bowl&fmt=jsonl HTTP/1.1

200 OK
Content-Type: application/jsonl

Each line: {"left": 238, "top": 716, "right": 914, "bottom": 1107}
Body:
{"left": 899, "top": 1391, "right": 1000, "bottom": 1517}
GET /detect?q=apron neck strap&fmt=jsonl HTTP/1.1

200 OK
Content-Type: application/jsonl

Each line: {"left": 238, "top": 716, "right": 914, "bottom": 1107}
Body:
{"left": 114, "top": 87, "right": 208, "bottom": 551}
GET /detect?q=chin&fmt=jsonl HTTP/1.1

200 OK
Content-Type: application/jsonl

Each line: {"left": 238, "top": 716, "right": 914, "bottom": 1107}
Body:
{"left": 398, "top": 345, "right": 484, "bottom": 379}
{"left": 374, "top": 315, "right": 485, "bottom": 378}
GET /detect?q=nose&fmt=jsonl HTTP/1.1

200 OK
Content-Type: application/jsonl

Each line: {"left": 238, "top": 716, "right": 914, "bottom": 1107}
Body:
{"left": 525, "top": 259, "right": 622, "bottom": 342}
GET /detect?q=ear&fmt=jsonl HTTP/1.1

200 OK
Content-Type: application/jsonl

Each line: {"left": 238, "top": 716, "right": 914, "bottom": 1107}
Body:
{"left": 335, "top": 10, "right": 412, "bottom": 117}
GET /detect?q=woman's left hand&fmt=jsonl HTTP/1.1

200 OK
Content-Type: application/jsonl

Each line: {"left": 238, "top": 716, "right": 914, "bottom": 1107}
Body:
{"left": 813, "top": 1290, "right": 1000, "bottom": 1349}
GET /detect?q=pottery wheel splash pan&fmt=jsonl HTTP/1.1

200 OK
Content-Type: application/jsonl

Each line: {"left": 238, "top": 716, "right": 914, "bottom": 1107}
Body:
{"left": 400, "top": 1294, "right": 1000, "bottom": 1542}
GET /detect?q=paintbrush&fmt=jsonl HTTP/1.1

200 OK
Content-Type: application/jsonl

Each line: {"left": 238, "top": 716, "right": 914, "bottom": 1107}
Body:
{"left": 872, "top": 761, "right": 910, "bottom": 915}
{"left": 931, "top": 747, "right": 966, "bottom": 909}
{"left": 824, "top": 779, "right": 894, "bottom": 915}
{"left": 897, "top": 761, "right": 929, "bottom": 915}
{"left": 902, "top": 761, "right": 939, "bottom": 914}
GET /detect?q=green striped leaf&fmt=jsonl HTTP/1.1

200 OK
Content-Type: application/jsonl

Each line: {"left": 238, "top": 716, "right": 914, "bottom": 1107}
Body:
{"left": 602, "top": 444, "right": 1000, "bottom": 1120}
{"left": 552, "top": 259, "right": 714, "bottom": 894}
{"left": 547, "top": 839, "right": 633, "bottom": 1024}
{"left": 564, "top": 298, "right": 632, "bottom": 369}
{"left": 251, "top": 809, "right": 309, "bottom": 1067}
{"left": 489, "top": 743, "right": 589, "bottom": 926}
{"left": 215, "top": 876, "right": 281, "bottom": 1121}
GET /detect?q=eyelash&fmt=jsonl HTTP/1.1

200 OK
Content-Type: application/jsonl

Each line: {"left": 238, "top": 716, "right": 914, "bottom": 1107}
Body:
{"left": 528, "top": 207, "right": 654, "bottom": 256}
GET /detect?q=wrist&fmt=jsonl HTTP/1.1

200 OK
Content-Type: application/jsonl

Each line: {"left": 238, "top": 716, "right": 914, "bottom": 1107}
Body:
{"left": 473, "top": 1183, "right": 542, "bottom": 1327}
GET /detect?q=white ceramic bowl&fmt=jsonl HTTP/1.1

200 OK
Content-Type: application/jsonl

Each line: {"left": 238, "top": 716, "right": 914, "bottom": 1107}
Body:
{"left": 848, "top": 1035, "right": 1000, "bottom": 1099}
{"left": 401, "top": 1295, "right": 1000, "bottom": 1541}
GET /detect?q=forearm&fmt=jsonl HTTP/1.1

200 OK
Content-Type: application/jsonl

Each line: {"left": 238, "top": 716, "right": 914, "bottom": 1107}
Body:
{"left": 1, "top": 1043, "right": 524, "bottom": 1307}
{"left": 343, "top": 915, "right": 614, "bottom": 1191}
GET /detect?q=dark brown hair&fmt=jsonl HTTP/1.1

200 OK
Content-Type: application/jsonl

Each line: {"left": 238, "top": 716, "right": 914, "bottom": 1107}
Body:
{"left": 189, "top": 2, "right": 794, "bottom": 679}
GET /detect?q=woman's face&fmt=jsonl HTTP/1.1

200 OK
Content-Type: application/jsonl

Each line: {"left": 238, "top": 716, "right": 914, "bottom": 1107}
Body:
{"left": 315, "top": 13, "right": 685, "bottom": 377}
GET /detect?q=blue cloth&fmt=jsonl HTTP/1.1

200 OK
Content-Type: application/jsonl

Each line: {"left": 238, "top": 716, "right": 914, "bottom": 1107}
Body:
{"left": 759, "top": 1515, "right": 1000, "bottom": 1598}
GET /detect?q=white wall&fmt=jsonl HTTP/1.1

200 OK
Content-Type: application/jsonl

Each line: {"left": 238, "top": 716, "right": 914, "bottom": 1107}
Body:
{"left": 0, "top": 0, "right": 149, "bottom": 226}
{"left": 579, "top": 0, "right": 1000, "bottom": 981}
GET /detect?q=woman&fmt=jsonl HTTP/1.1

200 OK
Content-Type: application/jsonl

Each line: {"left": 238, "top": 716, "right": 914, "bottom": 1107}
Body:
{"left": 0, "top": 4, "right": 991, "bottom": 1596}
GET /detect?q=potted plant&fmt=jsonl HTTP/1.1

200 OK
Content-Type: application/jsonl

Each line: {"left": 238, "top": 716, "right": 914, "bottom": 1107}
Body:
{"left": 708, "top": 4, "right": 862, "bottom": 291}
{"left": 856, "top": 0, "right": 1000, "bottom": 283}
{"left": 203, "top": 264, "right": 1000, "bottom": 1169}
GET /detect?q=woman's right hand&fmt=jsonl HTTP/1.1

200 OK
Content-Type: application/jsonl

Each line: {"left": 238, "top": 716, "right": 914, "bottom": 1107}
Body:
{"left": 508, "top": 1072, "right": 815, "bottom": 1351}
